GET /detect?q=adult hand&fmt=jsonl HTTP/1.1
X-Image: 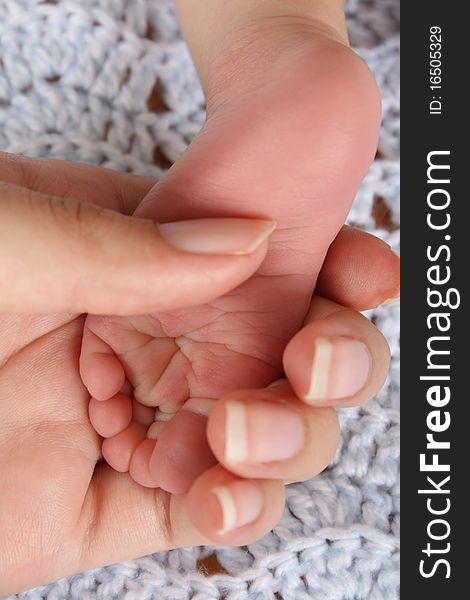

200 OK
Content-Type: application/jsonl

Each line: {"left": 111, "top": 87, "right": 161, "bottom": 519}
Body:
{"left": 0, "top": 154, "right": 398, "bottom": 595}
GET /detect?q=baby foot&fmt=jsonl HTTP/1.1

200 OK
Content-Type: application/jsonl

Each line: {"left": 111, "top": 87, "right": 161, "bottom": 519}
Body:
{"left": 80, "top": 19, "right": 380, "bottom": 493}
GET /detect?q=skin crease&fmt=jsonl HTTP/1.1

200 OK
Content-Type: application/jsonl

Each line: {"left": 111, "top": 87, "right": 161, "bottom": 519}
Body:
{"left": 0, "top": 152, "right": 397, "bottom": 595}
{"left": 80, "top": 19, "right": 381, "bottom": 494}
{"left": 0, "top": 0, "right": 398, "bottom": 593}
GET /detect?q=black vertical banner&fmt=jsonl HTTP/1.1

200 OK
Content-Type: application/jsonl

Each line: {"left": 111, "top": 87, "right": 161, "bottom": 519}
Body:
{"left": 401, "top": 2, "right": 467, "bottom": 596}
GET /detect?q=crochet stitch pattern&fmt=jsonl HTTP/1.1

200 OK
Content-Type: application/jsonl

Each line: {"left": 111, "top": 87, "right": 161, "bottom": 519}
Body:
{"left": 0, "top": 0, "right": 400, "bottom": 598}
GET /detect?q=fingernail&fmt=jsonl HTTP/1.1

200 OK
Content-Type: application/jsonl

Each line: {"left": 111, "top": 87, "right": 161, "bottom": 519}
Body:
{"left": 305, "top": 337, "right": 370, "bottom": 403}
{"left": 212, "top": 481, "right": 264, "bottom": 535}
{"left": 224, "top": 400, "right": 305, "bottom": 464}
{"left": 158, "top": 218, "right": 276, "bottom": 255}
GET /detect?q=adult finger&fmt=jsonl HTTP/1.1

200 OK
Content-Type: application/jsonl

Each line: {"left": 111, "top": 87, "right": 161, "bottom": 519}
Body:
{"left": 0, "top": 181, "right": 274, "bottom": 314}
{"left": 315, "top": 225, "right": 400, "bottom": 310}
{"left": 283, "top": 296, "right": 391, "bottom": 408}
{"left": 207, "top": 381, "right": 339, "bottom": 483}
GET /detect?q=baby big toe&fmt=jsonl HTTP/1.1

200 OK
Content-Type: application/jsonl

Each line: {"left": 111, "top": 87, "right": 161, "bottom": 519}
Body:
{"left": 149, "top": 406, "right": 217, "bottom": 494}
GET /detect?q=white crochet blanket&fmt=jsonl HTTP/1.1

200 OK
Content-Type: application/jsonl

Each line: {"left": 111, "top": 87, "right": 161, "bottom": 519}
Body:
{"left": 0, "top": 1, "right": 400, "bottom": 598}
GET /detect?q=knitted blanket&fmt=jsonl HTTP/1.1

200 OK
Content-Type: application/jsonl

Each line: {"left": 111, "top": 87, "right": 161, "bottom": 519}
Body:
{"left": 0, "top": 1, "right": 400, "bottom": 598}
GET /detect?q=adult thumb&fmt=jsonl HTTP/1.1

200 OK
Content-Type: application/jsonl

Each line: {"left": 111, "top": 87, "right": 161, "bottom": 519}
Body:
{"left": 0, "top": 183, "right": 274, "bottom": 314}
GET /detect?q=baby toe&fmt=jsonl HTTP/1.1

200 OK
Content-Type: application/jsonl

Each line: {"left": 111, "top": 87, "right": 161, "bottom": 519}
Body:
{"left": 129, "top": 438, "right": 160, "bottom": 488}
{"left": 89, "top": 394, "right": 133, "bottom": 438}
{"left": 80, "top": 321, "right": 125, "bottom": 401}
{"left": 102, "top": 422, "right": 147, "bottom": 473}
{"left": 149, "top": 405, "right": 217, "bottom": 494}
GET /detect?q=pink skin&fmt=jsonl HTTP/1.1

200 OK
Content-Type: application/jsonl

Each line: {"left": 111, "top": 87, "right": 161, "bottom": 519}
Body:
{"left": 80, "top": 32, "right": 381, "bottom": 493}
{"left": 0, "top": 149, "right": 397, "bottom": 594}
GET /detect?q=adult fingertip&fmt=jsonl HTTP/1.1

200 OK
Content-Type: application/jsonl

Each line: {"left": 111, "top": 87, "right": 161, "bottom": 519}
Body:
{"left": 284, "top": 328, "right": 371, "bottom": 406}
{"left": 186, "top": 467, "right": 284, "bottom": 545}
{"left": 214, "top": 398, "right": 306, "bottom": 466}
{"left": 207, "top": 387, "right": 339, "bottom": 483}
{"left": 302, "top": 336, "right": 371, "bottom": 405}
{"left": 316, "top": 227, "right": 400, "bottom": 311}
{"left": 378, "top": 248, "right": 400, "bottom": 306}
{"left": 211, "top": 482, "right": 264, "bottom": 535}
{"left": 283, "top": 307, "right": 391, "bottom": 408}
